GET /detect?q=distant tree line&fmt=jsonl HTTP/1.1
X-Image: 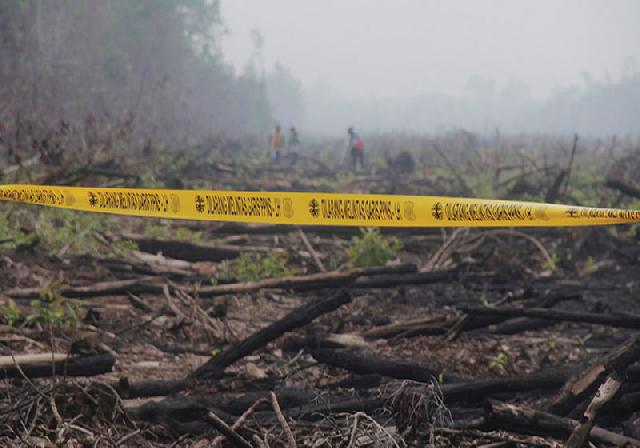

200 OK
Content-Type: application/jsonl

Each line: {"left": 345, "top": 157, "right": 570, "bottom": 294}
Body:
{"left": 304, "top": 70, "right": 640, "bottom": 137}
{"left": 0, "top": 0, "right": 301, "bottom": 144}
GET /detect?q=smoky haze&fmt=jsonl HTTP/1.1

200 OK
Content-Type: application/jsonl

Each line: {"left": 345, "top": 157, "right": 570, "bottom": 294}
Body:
{"left": 222, "top": 0, "right": 640, "bottom": 136}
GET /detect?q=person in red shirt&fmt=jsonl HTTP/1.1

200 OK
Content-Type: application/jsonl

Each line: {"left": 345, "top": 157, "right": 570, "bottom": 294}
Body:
{"left": 348, "top": 127, "right": 364, "bottom": 170}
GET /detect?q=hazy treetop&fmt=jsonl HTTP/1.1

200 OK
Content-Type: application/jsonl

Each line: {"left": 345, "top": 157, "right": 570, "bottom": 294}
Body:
{"left": 222, "top": 0, "right": 640, "bottom": 99}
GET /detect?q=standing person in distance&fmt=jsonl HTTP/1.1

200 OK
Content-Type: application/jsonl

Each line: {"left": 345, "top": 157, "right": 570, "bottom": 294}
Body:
{"left": 288, "top": 126, "right": 300, "bottom": 161}
{"left": 348, "top": 127, "right": 365, "bottom": 171}
{"left": 269, "top": 124, "right": 285, "bottom": 164}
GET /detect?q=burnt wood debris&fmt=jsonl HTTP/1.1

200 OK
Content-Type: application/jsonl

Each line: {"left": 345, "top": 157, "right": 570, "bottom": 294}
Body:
{"left": 2, "top": 132, "right": 640, "bottom": 446}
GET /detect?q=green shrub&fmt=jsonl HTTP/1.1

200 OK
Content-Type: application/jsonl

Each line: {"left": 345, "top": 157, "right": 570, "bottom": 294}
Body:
{"left": 235, "top": 252, "right": 291, "bottom": 281}
{"left": 490, "top": 352, "right": 509, "bottom": 373}
{"left": 348, "top": 228, "right": 402, "bottom": 268}
{"left": 0, "top": 213, "right": 35, "bottom": 252}
{"left": 1, "top": 300, "right": 24, "bottom": 327}
{"left": 26, "top": 299, "right": 83, "bottom": 329}
{"left": 24, "top": 283, "right": 83, "bottom": 329}
{"left": 37, "top": 209, "right": 110, "bottom": 256}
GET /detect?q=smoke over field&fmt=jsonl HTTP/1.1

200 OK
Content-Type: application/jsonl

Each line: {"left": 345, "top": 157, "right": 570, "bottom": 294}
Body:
{"left": 1, "top": 2, "right": 640, "bottom": 447}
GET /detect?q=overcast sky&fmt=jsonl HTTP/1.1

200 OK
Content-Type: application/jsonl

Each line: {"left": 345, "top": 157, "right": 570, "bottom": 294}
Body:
{"left": 220, "top": 0, "right": 640, "bottom": 100}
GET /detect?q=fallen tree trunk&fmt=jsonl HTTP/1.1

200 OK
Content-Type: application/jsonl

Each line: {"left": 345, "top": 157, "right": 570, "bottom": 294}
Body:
{"left": 101, "top": 250, "right": 198, "bottom": 280}
{"left": 565, "top": 373, "right": 623, "bottom": 448}
{"left": 128, "top": 390, "right": 321, "bottom": 434}
{"left": 4, "top": 264, "right": 424, "bottom": 301}
{"left": 286, "top": 396, "right": 386, "bottom": 421}
{"left": 486, "top": 317, "right": 556, "bottom": 335}
{"left": 310, "top": 348, "right": 462, "bottom": 383}
{"left": 0, "top": 353, "right": 115, "bottom": 379}
{"left": 190, "top": 290, "right": 352, "bottom": 379}
{"left": 437, "top": 366, "right": 578, "bottom": 403}
{"left": 548, "top": 334, "right": 640, "bottom": 416}
{"left": 352, "top": 270, "right": 473, "bottom": 289}
{"left": 6, "top": 276, "right": 163, "bottom": 300}
{"left": 450, "top": 293, "right": 582, "bottom": 339}
{"left": 485, "top": 400, "right": 639, "bottom": 447}
{"left": 606, "top": 177, "right": 640, "bottom": 199}
{"left": 203, "top": 221, "right": 440, "bottom": 238}
{"left": 123, "top": 233, "right": 283, "bottom": 262}
{"left": 129, "top": 395, "right": 233, "bottom": 436}
{"left": 484, "top": 294, "right": 582, "bottom": 335}
{"left": 460, "top": 306, "right": 640, "bottom": 329}
{"left": 195, "top": 264, "right": 418, "bottom": 297}
{"left": 1, "top": 154, "right": 40, "bottom": 176}
{"left": 360, "top": 316, "right": 450, "bottom": 339}
{"left": 0, "top": 353, "right": 67, "bottom": 368}
{"left": 117, "top": 377, "right": 189, "bottom": 399}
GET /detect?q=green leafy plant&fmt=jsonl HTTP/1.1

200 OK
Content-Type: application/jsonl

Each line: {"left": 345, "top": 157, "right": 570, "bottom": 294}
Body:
{"left": 27, "top": 299, "right": 83, "bottom": 329}
{"left": 480, "top": 293, "right": 493, "bottom": 308}
{"left": 143, "top": 222, "right": 171, "bottom": 239}
{"left": 326, "top": 254, "right": 339, "bottom": 272}
{"left": 175, "top": 227, "right": 202, "bottom": 241}
{"left": 112, "top": 239, "right": 139, "bottom": 255}
{"left": 24, "top": 283, "right": 84, "bottom": 329}
{"left": 348, "top": 228, "right": 402, "bottom": 268}
{"left": 37, "top": 209, "right": 111, "bottom": 256}
{"left": 235, "top": 252, "right": 291, "bottom": 281}
{"left": 585, "top": 256, "right": 595, "bottom": 271}
{"left": 1, "top": 300, "right": 24, "bottom": 327}
{"left": 0, "top": 213, "right": 35, "bottom": 252}
{"left": 576, "top": 334, "right": 592, "bottom": 347}
{"left": 541, "top": 250, "right": 561, "bottom": 272}
{"left": 490, "top": 352, "right": 509, "bottom": 373}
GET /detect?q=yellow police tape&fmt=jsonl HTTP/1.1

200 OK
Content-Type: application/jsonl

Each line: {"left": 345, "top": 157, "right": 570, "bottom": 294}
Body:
{"left": 1, "top": 184, "right": 640, "bottom": 227}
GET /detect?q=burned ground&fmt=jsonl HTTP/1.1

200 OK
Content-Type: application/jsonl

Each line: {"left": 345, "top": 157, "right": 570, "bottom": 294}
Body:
{"left": 1, "top": 132, "right": 640, "bottom": 447}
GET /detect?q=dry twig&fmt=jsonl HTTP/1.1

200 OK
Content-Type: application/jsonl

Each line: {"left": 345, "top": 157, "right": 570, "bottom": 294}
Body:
{"left": 271, "top": 392, "right": 296, "bottom": 448}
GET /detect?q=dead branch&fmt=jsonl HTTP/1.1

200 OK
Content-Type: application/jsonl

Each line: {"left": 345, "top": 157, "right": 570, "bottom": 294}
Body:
{"left": 486, "top": 400, "right": 639, "bottom": 447}
{"left": 432, "top": 141, "right": 473, "bottom": 196}
{"left": 565, "top": 373, "right": 623, "bottom": 448}
{"left": 116, "top": 377, "right": 189, "bottom": 399}
{"left": 5, "top": 276, "right": 162, "bottom": 300}
{"left": 561, "top": 134, "right": 579, "bottom": 195}
{"left": 360, "top": 316, "right": 450, "bottom": 340}
{"left": 297, "top": 228, "right": 326, "bottom": 272}
{"left": 271, "top": 392, "right": 295, "bottom": 448}
{"left": 204, "top": 411, "right": 253, "bottom": 448}
{"left": 434, "top": 366, "right": 579, "bottom": 404}
{"left": 459, "top": 306, "right": 640, "bottom": 330}
{"left": 477, "top": 293, "right": 582, "bottom": 335}
{"left": 548, "top": 334, "right": 640, "bottom": 415}
{"left": 190, "top": 290, "right": 352, "bottom": 379}
{"left": 310, "top": 348, "right": 462, "bottom": 383}
{"left": 606, "top": 177, "right": 640, "bottom": 199}
{"left": 0, "top": 353, "right": 114, "bottom": 379}
{"left": 212, "top": 398, "right": 269, "bottom": 448}
{"left": 195, "top": 263, "right": 418, "bottom": 297}
{"left": 123, "top": 233, "right": 283, "bottom": 262}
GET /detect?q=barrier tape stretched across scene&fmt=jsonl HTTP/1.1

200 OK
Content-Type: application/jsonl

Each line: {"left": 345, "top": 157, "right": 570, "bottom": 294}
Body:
{"left": 1, "top": 184, "right": 640, "bottom": 227}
